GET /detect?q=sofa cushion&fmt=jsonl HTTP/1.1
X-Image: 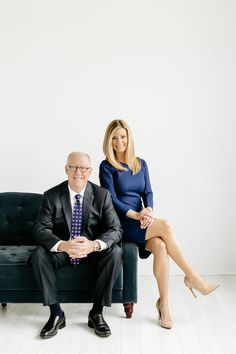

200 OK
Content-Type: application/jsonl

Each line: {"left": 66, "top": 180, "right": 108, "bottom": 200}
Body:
{"left": 0, "top": 192, "right": 42, "bottom": 246}
{"left": 0, "top": 245, "right": 34, "bottom": 265}
{"left": 0, "top": 245, "right": 123, "bottom": 292}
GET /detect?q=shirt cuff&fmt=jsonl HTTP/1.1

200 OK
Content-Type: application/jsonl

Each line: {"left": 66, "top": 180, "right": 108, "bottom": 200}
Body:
{"left": 50, "top": 240, "right": 63, "bottom": 252}
{"left": 96, "top": 239, "right": 108, "bottom": 251}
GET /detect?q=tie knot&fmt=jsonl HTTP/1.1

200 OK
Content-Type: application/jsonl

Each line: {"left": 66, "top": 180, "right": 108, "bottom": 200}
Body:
{"left": 75, "top": 194, "right": 82, "bottom": 202}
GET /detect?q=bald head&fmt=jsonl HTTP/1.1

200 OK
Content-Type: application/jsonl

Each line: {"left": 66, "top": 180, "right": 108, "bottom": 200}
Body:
{"left": 66, "top": 152, "right": 91, "bottom": 166}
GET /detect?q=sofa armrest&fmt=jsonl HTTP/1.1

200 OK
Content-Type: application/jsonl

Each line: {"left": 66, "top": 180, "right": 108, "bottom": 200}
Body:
{"left": 122, "top": 242, "right": 138, "bottom": 304}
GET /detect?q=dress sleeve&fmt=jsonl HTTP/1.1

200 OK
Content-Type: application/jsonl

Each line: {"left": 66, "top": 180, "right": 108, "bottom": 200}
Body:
{"left": 99, "top": 161, "right": 131, "bottom": 215}
{"left": 141, "top": 159, "right": 154, "bottom": 209}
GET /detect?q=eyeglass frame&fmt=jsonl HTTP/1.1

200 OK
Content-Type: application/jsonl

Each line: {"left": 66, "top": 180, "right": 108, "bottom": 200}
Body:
{"left": 67, "top": 165, "right": 92, "bottom": 173}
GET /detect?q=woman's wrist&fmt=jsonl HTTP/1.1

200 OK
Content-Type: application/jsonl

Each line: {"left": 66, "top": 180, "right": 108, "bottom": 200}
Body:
{"left": 126, "top": 210, "right": 139, "bottom": 220}
{"left": 146, "top": 207, "right": 153, "bottom": 212}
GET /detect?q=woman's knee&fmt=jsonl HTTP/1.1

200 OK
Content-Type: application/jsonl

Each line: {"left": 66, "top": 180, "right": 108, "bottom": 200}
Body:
{"left": 159, "top": 218, "right": 173, "bottom": 235}
{"left": 146, "top": 237, "right": 167, "bottom": 254}
{"left": 156, "top": 239, "right": 167, "bottom": 254}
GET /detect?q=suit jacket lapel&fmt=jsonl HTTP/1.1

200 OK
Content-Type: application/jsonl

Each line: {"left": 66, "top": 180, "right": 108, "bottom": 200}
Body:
{"left": 82, "top": 182, "right": 93, "bottom": 228}
{"left": 60, "top": 182, "right": 72, "bottom": 233}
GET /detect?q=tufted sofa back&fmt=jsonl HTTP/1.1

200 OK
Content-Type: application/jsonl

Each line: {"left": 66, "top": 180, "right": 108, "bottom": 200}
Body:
{"left": 0, "top": 192, "right": 42, "bottom": 246}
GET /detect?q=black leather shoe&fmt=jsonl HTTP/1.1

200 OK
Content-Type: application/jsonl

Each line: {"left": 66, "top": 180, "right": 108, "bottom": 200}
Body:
{"left": 40, "top": 312, "right": 66, "bottom": 339}
{"left": 88, "top": 313, "right": 111, "bottom": 337}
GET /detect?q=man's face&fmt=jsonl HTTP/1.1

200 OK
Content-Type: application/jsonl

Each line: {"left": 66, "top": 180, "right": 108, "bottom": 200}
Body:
{"left": 65, "top": 154, "right": 92, "bottom": 192}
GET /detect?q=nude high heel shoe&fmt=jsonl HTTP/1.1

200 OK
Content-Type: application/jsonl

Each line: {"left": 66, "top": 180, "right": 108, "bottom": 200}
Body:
{"left": 156, "top": 299, "right": 172, "bottom": 329}
{"left": 184, "top": 276, "right": 220, "bottom": 298}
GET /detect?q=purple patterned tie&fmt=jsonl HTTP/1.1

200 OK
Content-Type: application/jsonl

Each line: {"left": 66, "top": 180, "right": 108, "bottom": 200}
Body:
{"left": 70, "top": 194, "right": 82, "bottom": 265}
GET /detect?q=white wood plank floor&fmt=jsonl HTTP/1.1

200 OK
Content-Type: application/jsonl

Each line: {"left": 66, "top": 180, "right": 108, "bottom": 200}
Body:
{"left": 0, "top": 275, "right": 236, "bottom": 354}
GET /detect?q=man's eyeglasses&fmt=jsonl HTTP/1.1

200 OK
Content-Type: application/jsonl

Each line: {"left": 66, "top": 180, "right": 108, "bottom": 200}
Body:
{"left": 68, "top": 165, "right": 91, "bottom": 173}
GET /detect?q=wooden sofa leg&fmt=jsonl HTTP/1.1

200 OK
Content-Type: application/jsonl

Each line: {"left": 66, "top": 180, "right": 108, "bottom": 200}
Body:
{"left": 123, "top": 303, "right": 134, "bottom": 318}
{"left": 1, "top": 303, "right": 7, "bottom": 308}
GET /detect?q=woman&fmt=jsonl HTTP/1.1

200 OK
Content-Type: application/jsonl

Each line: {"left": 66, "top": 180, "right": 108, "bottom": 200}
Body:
{"left": 99, "top": 119, "right": 219, "bottom": 329}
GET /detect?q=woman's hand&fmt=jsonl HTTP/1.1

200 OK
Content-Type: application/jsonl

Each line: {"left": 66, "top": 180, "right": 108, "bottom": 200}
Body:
{"left": 126, "top": 207, "right": 154, "bottom": 229}
{"left": 140, "top": 215, "right": 154, "bottom": 229}
{"left": 139, "top": 207, "right": 153, "bottom": 229}
{"left": 138, "top": 207, "right": 153, "bottom": 219}
{"left": 126, "top": 207, "right": 153, "bottom": 220}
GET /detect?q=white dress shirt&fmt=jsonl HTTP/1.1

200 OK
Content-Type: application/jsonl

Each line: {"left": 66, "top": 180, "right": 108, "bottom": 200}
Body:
{"left": 51, "top": 183, "right": 107, "bottom": 252}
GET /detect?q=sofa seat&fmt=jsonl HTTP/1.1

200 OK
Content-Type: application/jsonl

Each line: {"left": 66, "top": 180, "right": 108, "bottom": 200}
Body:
{"left": 0, "top": 245, "right": 123, "bottom": 303}
{"left": 0, "top": 245, "right": 34, "bottom": 265}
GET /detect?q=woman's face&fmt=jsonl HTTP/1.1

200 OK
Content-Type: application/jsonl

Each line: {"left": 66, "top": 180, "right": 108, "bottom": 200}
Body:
{"left": 112, "top": 128, "right": 128, "bottom": 154}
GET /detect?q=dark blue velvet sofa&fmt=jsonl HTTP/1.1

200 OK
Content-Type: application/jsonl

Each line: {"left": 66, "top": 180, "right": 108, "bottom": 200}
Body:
{"left": 0, "top": 192, "right": 137, "bottom": 317}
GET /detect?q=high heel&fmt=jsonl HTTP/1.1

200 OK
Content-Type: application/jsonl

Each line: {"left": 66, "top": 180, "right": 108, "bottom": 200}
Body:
{"left": 156, "top": 299, "right": 172, "bottom": 329}
{"left": 184, "top": 276, "right": 220, "bottom": 298}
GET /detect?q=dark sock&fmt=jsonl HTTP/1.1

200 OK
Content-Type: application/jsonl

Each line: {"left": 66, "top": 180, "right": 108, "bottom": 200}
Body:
{"left": 49, "top": 303, "right": 63, "bottom": 317}
{"left": 90, "top": 304, "right": 103, "bottom": 315}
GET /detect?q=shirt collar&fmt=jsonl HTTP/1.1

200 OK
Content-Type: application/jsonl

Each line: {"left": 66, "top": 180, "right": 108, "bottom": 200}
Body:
{"left": 68, "top": 184, "right": 86, "bottom": 199}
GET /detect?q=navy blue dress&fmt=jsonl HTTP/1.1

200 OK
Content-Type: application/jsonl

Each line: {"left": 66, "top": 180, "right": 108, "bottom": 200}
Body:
{"left": 99, "top": 159, "right": 153, "bottom": 258}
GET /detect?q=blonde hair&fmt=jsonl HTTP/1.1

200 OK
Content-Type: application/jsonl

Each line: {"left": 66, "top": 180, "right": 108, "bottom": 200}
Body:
{"left": 103, "top": 119, "right": 141, "bottom": 174}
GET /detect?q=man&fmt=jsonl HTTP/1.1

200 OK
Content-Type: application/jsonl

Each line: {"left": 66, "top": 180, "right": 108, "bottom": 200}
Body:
{"left": 31, "top": 151, "right": 122, "bottom": 339}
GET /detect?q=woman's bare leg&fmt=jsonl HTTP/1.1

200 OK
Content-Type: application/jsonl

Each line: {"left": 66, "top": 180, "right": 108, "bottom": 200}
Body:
{"left": 145, "top": 218, "right": 219, "bottom": 296}
{"left": 145, "top": 237, "right": 172, "bottom": 325}
{"left": 146, "top": 218, "right": 197, "bottom": 279}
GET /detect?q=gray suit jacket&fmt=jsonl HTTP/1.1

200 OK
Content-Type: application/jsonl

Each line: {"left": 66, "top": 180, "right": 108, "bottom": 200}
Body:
{"left": 33, "top": 180, "right": 122, "bottom": 251}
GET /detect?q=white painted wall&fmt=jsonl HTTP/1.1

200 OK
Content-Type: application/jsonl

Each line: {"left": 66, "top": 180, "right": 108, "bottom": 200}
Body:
{"left": 1, "top": 0, "right": 235, "bottom": 274}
